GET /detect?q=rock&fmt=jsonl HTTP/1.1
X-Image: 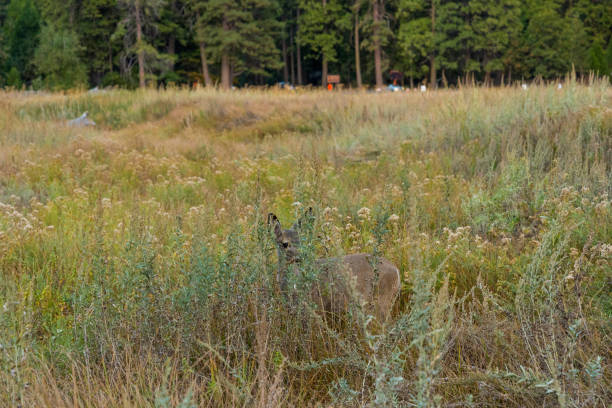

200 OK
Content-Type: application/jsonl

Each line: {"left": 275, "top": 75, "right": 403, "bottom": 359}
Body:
{"left": 68, "top": 112, "right": 96, "bottom": 127}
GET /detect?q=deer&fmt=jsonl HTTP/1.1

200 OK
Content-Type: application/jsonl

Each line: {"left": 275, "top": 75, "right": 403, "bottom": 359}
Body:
{"left": 267, "top": 210, "right": 401, "bottom": 322}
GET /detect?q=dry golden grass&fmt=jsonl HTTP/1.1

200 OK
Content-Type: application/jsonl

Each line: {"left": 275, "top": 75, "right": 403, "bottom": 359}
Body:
{"left": 0, "top": 82, "right": 610, "bottom": 407}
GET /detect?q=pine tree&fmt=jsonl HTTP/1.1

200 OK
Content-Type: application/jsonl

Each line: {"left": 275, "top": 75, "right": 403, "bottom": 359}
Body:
{"left": 561, "top": 9, "right": 589, "bottom": 75}
{"left": 299, "top": 0, "right": 350, "bottom": 87}
{"left": 587, "top": 40, "right": 606, "bottom": 76}
{"left": 1, "top": 0, "right": 609, "bottom": 88}
{"left": 115, "top": 0, "right": 171, "bottom": 88}
{"left": 6, "top": 67, "right": 20, "bottom": 87}
{"left": 33, "top": 25, "right": 87, "bottom": 90}
{"left": 195, "top": 0, "right": 282, "bottom": 89}
{"left": 359, "top": 0, "right": 394, "bottom": 87}
{"left": 157, "top": 0, "right": 191, "bottom": 83}
{"left": 435, "top": 0, "right": 462, "bottom": 83}
{"left": 37, "top": 0, "right": 122, "bottom": 86}
{"left": 575, "top": 0, "right": 612, "bottom": 46}
{"left": 3, "top": 0, "right": 40, "bottom": 84}
{"left": 397, "top": 0, "right": 437, "bottom": 86}
{"left": 523, "top": 1, "right": 568, "bottom": 79}
{"left": 468, "top": 0, "right": 521, "bottom": 84}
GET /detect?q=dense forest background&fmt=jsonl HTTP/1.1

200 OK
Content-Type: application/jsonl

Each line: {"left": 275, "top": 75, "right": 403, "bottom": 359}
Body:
{"left": 0, "top": 0, "right": 610, "bottom": 90}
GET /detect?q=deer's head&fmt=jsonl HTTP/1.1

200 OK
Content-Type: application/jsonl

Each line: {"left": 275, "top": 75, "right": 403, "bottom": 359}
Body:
{"left": 267, "top": 208, "right": 314, "bottom": 264}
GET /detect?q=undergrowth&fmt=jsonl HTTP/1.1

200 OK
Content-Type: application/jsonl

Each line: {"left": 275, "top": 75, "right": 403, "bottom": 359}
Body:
{"left": 0, "top": 81, "right": 610, "bottom": 407}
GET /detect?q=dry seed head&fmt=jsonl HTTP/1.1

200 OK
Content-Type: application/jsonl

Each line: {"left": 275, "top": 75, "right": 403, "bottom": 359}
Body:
{"left": 357, "top": 207, "right": 371, "bottom": 220}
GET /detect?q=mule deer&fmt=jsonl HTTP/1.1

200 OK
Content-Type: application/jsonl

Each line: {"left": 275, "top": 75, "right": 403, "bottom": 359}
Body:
{"left": 268, "top": 211, "right": 401, "bottom": 322}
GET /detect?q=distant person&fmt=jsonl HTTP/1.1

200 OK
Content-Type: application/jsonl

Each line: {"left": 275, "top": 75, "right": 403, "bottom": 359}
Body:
{"left": 327, "top": 83, "right": 333, "bottom": 91}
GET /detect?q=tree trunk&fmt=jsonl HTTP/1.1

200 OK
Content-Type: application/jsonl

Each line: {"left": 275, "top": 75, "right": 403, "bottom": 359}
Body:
{"left": 429, "top": 56, "right": 436, "bottom": 88}
{"left": 354, "top": 5, "right": 362, "bottom": 88}
{"left": 168, "top": 1, "right": 177, "bottom": 71}
{"left": 221, "top": 54, "right": 231, "bottom": 89}
{"left": 322, "top": 55, "right": 328, "bottom": 87}
{"left": 108, "top": 42, "right": 113, "bottom": 73}
{"left": 199, "top": 42, "right": 212, "bottom": 87}
{"left": 282, "top": 35, "right": 289, "bottom": 83}
{"left": 373, "top": 0, "right": 383, "bottom": 88}
{"left": 168, "top": 36, "right": 176, "bottom": 71}
{"left": 321, "top": 0, "right": 327, "bottom": 88}
{"left": 290, "top": 29, "right": 296, "bottom": 85}
{"left": 296, "top": 8, "right": 303, "bottom": 85}
{"left": 429, "top": 0, "right": 436, "bottom": 88}
{"left": 221, "top": 16, "right": 231, "bottom": 89}
{"left": 135, "top": 0, "right": 145, "bottom": 88}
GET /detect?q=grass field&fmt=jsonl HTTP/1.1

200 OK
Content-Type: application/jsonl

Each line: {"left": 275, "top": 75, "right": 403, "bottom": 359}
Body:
{"left": 0, "top": 82, "right": 610, "bottom": 407}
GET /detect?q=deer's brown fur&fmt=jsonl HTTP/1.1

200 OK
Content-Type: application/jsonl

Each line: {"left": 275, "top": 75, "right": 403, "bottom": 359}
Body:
{"left": 268, "top": 211, "right": 401, "bottom": 321}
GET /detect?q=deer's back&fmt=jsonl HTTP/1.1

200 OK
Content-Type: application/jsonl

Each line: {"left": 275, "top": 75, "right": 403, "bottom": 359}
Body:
{"left": 314, "top": 253, "right": 400, "bottom": 320}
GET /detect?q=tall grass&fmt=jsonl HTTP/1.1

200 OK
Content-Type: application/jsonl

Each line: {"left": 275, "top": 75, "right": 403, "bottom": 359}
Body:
{"left": 0, "top": 82, "right": 610, "bottom": 407}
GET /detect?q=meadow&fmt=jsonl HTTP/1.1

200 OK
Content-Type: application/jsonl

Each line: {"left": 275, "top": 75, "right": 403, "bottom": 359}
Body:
{"left": 0, "top": 81, "right": 610, "bottom": 407}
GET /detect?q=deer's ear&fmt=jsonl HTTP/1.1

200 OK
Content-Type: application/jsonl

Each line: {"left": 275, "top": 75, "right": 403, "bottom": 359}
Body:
{"left": 267, "top": 213, "right": 283, "bottom": 241}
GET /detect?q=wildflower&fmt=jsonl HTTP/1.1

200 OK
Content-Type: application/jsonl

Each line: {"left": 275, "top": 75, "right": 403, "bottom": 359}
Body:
{"left": 267, "top": 176, "right": 283, "bottom": 183}
{"left": 391, "top": 185, "right": 402, "bottom": 198}
{"left": 595, "top": 200, "right": 609, "bottom": 215}
{"left": 292, "top": 201, "right": 302, "bottom": 208}
{"left": 74, "top": 188, "right": 88, "bottom": 198}
{"left": 560, "top": 187, "right": 571, "bottom": 197}
{"left": 357, "top": 207, "right": 371, "bottom": 220}
{"left": 388, "top": 214, "right": 400, "bottom": 223}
